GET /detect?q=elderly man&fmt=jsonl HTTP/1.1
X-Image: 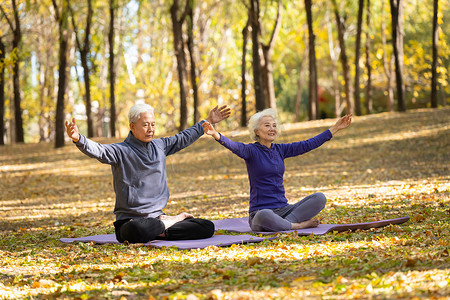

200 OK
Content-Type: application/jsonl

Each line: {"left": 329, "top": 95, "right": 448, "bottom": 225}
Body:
{"left": 65, "top": 103, "right": 230, "bottom": 243}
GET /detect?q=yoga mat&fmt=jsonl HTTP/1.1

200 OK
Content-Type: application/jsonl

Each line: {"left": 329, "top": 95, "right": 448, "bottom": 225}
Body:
{"left": 213, "top": 216, "right": 410, "bottom": 235}
{"left": 60, "top": 234, "right": 274, "bottom": 250}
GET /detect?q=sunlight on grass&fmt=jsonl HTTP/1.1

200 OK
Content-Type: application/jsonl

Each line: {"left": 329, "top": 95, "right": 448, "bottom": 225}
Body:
{"left": 1, "top": 108, "right": 449, "bottom": 299}
{"left": 331, "top": 123, "right": 449, "bottom": 150}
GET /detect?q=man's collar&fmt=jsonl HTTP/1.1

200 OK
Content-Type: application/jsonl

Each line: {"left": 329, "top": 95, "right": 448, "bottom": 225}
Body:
{"left": 125, "top": 131, "right": 148, "bottom": 147}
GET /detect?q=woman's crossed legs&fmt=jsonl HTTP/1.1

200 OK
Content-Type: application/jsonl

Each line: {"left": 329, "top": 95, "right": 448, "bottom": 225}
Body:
{"left": 249, "top": 192, "right": 327, "bottom": 232}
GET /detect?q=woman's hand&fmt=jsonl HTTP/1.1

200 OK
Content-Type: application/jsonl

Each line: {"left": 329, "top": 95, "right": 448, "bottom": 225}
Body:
{"left": 202, "top": 121, "right": 221, "bottom": 140}
{"left": 329, "top": 114, "right": 352, "bottom": 136}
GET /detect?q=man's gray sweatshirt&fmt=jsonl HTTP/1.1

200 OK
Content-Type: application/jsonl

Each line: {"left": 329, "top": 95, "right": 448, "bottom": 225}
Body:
{"left": 75, "top": 121, "right": 205, "bottom": 220}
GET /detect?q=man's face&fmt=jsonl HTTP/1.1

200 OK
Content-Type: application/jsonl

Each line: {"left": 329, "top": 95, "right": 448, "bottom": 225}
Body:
{"left": 130, "top": 111, "right": 156, "bottom": 142}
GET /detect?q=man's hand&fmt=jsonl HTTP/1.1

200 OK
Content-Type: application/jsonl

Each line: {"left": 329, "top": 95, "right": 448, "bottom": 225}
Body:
{"left": 65, "top": 118, "right": 80, "bottom": 142}
{"left": 206, "top": 105, "right": 231, "bottom": 124}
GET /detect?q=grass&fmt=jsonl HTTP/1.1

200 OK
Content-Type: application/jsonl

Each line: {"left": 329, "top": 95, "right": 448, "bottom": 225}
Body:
{"left": 0, "top": 107, "right": 449, "bottom": 299}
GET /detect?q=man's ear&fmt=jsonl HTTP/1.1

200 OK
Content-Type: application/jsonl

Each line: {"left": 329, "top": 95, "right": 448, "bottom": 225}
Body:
{"left": 130, "top": 122, "right": 135, "bottom": 131}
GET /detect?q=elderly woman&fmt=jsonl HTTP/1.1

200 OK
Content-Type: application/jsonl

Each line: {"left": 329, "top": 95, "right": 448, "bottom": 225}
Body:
{"left": 203, "top": 109, "right": 352, "bottom": 232}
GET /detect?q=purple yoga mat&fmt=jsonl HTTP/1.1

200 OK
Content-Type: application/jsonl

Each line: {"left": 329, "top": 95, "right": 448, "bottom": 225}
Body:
{"left": 60, "top": 216, "right": 409, "bottom": 249}
{"left": 60, "top": 234, "right": 274, "bottom": 250}
{"left": 212, "top": 216, "right": 410, "bottom": 235}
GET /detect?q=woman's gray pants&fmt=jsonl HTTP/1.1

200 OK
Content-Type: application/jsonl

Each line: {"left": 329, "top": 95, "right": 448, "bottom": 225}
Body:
{"left": 248, "top": 192, "right": 327, "bottom": 232}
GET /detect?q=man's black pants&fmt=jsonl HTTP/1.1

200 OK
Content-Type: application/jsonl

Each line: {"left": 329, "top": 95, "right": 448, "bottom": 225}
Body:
{"left": 113, "top": 217, "right": 215, "bottom": 244}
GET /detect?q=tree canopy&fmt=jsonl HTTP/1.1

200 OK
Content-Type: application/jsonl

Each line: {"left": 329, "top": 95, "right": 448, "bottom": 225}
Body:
{"left": 0, "top": 0, "right": 448, "bottom": 144}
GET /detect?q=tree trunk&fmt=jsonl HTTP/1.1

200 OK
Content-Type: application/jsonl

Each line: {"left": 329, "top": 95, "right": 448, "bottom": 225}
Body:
{"left": 11, "top": 0, "right": 24, "bottom": 143}
{"left": 294, "top": 54, "right": 307, "bottom": 122}
{"left": 430, "top": 0, "right": 438, "bottom": 108}
{"left": 261, "top": 48, "right": 276, "bottom": 109}
{"left": 326, "top": 9, "right": 342, "bottom": 117}
{"left": 249, "top": 0, "right": 265, "bottom": 112}
{"left": 260, "top": 0, "right": 281, "bottom": 110}
{"left": 365, "top": 0, "right": 372, "bottom": 114}
{"left": 354, "top": 0, "right": 364, "bottom": 116}
{"left": 83, "top": 0, "right": 94, "bottom": 137}
{"left": 0, "top": 37, "right": 4, "bottom": 145}
{"left": 81, "top": 53, "right": 93, "bottom": 136}
{"left": 381, "top": 2, "right": 394, "bottom": 112}
{"left": 108, "top": 0, "right": 116, "bottom": 137}
{"left": 170, "top": 0, "right": 189, "bottom": 130}
{"left": 389, "top": 0, "right": 406, "bottom": 112}
{"left": 37, "top": 16, "right": 49, "bottom": 142}
{"left": 42, "top": 35, "right": 55, "bottom": 142}
{"left": 70, "top": 0, "right": 94, "bottom": 137}
{"left": 241, "top": 20, "right": 249, "bottom": 127}
{"left": 305, "top": 0, "right": 318, "bottom": 120}
{"left": 332, "top": 0, "right": 354, "bottom": 115}
{"left": 53, "top": 0, "right": 70, "bottom": 148}
{"left": 186, "top": 1, "right": 200, "bottom": 123}
{"left": 440, "top": 83, "right": 446, "bottom": 106}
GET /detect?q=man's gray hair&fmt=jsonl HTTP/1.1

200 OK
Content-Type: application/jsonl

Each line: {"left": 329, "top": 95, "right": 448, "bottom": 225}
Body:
{"left": 128, "top": 103, "right": 154, "bottom": 123}
{"left": 248, "top": 108, "right": 279, "bottom": 141}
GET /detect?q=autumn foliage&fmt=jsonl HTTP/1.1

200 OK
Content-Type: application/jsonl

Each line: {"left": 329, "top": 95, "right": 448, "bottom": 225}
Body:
{"left": 0, "top": 108, "right": 449, "bottom": 299}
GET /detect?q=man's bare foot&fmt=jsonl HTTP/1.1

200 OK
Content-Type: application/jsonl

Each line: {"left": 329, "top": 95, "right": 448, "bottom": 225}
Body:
{"left": 158, "top": 212, "right": 194, "bottom": 229}
{"left": 291, "top": 218, "right": 319, "bottom": 230}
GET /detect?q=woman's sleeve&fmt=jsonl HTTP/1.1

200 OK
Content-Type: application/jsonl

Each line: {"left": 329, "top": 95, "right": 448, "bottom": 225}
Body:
{"left": 216, "top": 134, "right": 251, "bottom": 160}
{"left": 281, "top": 130, "right": 333, "bottom": 158}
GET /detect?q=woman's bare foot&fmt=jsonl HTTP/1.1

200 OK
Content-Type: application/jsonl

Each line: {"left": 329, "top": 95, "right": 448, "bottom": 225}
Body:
{"left": 291, "top": 218, "right": 319, "bottom": 230}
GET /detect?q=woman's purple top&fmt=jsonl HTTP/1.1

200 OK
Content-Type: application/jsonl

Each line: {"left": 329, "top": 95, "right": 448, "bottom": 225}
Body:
{"left": 216, "top": 130, "right": 332, "bottom": 212}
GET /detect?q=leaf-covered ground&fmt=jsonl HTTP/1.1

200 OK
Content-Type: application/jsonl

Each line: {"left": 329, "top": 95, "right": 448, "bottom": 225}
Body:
{"left": 1, "top": 108, "right": 449, "bottom": 299}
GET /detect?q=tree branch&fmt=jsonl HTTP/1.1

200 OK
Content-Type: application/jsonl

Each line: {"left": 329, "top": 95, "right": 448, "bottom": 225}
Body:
{"left": 180, "top": 0, "right": 190, "bottom": 24}
{"left": 266, "top": 0, "right": 282, "bottom": 51}
{"left": 84, "top": 0, "right": 93, "bottom": 51}
{"left": 0, "top": 4, "right": 15, "bottom": 30}
{"left": 67, "top": 1, "right": 82, "bottom": 51}
{"left": 51, "top": 0, "right": 60, "bottom": 22}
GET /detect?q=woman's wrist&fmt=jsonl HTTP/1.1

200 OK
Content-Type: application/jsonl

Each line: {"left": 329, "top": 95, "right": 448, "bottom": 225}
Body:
{"left": 329, "top": 126, "right": 338, "bottom": 136}
{"left": 213, "top": 132, "right": 221, "bottom": 140}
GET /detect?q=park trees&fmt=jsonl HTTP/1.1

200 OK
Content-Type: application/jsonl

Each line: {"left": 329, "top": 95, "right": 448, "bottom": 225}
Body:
{"left": 389, "top": 0, "right": 405, "bottom": 112}
{"left": 108, "top": 0, "right": 117, "bottom": 137}
{"left": 51, "top": 0, "right": 70, "bottom": 148}
{"left": 1, "top": 0, "right": 24, "bottom": 143}
{"left": 0, "top": 0, "right": 447, "bottom": 145}
{"left": 304, "top": 0, "right": 319, "bottom": 120}
{"left": 69, "top": 0, "right": 95, "bottom": 138}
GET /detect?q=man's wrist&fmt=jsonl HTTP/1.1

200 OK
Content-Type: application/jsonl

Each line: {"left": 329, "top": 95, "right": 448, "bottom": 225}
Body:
{"left": 73, "top": 133, "right": 81, "bottom": 143}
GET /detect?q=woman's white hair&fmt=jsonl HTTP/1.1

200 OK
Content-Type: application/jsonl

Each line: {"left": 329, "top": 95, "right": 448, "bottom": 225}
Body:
{"left": 128, "top": 103, "right": 154, "bottom": 123}
{"left": 248, "top": 108, "right": 279, "bottom": 141}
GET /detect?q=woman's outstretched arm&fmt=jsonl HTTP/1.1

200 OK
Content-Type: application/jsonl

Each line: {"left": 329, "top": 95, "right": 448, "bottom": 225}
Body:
{"left": 202, "top": 121, "right": 251, "bottom": 160}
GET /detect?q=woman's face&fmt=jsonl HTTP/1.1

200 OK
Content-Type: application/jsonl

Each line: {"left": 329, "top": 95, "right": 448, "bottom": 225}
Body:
{"left": 255, "top": 116, "right": 278, "bottom": 143}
